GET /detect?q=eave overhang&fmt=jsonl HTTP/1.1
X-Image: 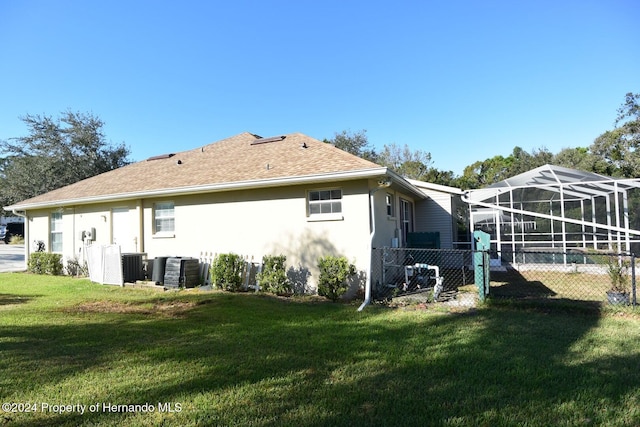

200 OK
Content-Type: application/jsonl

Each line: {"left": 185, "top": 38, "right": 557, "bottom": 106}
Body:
{"left": 5, "top": 167, "right": 427, "bottom": 211}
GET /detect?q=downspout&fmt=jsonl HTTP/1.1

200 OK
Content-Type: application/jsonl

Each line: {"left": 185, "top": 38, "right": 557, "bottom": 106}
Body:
{"left": 11, "top": 209, "right": 28, "bottom": 271}
{"left": 358, "top": 177, "right": 392, "bottom": 312}
{"left": 137, "top": 199, "right": 144, "bottom": 253}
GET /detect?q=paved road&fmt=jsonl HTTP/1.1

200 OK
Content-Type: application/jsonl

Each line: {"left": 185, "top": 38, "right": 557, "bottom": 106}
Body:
{"left": 0, "top": 244, "right": 26, "bottom": 272}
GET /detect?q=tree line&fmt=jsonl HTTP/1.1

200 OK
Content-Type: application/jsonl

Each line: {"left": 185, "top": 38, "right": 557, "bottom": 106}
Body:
{"left": 326, "top": 92, "right": 640, "bottom": 189}
{"left": 1, "top": 93, "right": 637, "bottom": 214}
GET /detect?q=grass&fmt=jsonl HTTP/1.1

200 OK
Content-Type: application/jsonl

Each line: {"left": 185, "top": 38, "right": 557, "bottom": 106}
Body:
{"left": 1, "top": 273, "right": 640, "bottom": 426}
{"left": 490, "top": 269, "right": 628, "bottom": 301}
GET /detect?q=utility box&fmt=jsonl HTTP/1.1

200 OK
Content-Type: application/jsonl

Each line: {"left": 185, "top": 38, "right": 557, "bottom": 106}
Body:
{"left": 151, "top": 257, "right": 169, "bottom": 285}
{"left": 163, "top": 257, "right": 200, "bottom": 288}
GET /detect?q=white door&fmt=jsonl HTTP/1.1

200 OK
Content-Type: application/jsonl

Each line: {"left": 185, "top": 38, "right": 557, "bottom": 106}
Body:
{"left": 112, "top": 208, "right": 136, "bottom": 252}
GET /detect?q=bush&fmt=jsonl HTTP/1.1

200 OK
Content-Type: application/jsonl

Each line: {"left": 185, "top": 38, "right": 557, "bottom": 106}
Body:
{"left": 317, "top": 255, "right": 356, "bottom": 302}
{"left": 210, "top": 253, "right": 245, "bottom": 291}
{"left": 9, "top": 234, "right": 24, "bottom": 245}
{"left": 257, "top": 255, "right": 291, "bottom": 295}
{"left": 65, "top": 257, "right": 88, "bottom": 277}
{"left": 604, "top": 254, "right": 630, "bottom": 293}
{"left": 28, "top": 252, "right": 63, "bottom": 275}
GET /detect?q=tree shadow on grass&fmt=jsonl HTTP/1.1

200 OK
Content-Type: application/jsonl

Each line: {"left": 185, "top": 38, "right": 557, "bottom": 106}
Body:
{"left": 2, "top": 293, "right": 640, "bottom": 426}
{"left": 0, "top": 293, "right": 38, "bottom": 306}
{"left": 491, "top": 268, "right": 557, "bottom": 298}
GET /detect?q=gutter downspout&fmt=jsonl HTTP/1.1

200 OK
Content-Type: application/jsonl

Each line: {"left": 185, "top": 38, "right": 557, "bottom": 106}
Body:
{"left": 358, "top": 178, "right": 392, "bottom": 312}
{"left": 11, "top": 209, "right": 28, "bottom": 271}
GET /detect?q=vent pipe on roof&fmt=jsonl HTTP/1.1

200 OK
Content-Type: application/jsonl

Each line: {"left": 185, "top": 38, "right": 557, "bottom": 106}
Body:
{"left": 251, "top": 135, "right": 286, "bottom": 145}
{"left": 147, "top": 153, "right": 175, "bottom": 161}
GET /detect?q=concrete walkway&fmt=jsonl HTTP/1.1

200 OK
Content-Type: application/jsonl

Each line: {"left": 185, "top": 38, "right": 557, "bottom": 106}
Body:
{"left": 0, "top": 244, "right": 26, "bottom": 272}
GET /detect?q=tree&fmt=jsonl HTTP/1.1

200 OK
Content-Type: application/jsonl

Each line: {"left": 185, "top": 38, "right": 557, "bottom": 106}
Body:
{"left": 419, "top": 168, "right": 459, "bottom": 187}
{"left": 324, "top": 129, "right": 378, "bottom": 162}
{"left": 377, "top": 142, "right": 433, "bottom": 181}
{"left": 589, "top": 93, "right": 640, "bottom": 178}
{"left": 552, "top": 147, "right": 610, "bottom": 174}
{"left": 326, "top": 129, "right": 458, "bottom": 185}
{"left": 0, "top": 111, "right": 131, "bottom": 210}
{"left": 458, "top": 155, "right": 511, "bottom": 189}
{"left": 458, "top": 146, "right": 554, "bottom": 189}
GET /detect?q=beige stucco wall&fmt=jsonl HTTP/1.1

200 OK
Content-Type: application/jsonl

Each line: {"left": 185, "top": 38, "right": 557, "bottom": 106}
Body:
{"left": 23, "top": 178, "right": 419, "bottom": 292}
{"left": 25, "top": 203, "right": 138, "bottom": 262}
{"left": 142, "top": 180, "right": 374, "bottom": 291}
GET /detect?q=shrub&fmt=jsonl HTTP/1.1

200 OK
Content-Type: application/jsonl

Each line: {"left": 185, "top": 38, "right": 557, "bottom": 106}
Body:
{"left": 604, "top": 254, "right": 630, "bottom": 293}
{"left": 211, "top": 253, "right": 245, "bottom": 291}
{"left": 28, "top": 252, "right": 63, "bottom": 275}
{"left": 65, "top": 257, "right": 89, "bottom": 277}
{"left": 9, "top": 234, "right": 24, "bottom": 245}
{"left": 257, "top": 255, "right": 291, "bottom": 295}
{"left": 317, "top": 255, "right": 356, "bottom": 302}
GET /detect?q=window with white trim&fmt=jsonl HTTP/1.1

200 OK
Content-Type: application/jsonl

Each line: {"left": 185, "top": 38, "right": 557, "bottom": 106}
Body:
{"left": 386, "top": 193, "right": 395, "bottom": 217}
{"left": 154, "top": 202, "right": 175, "bottom": 233}
{"left": 51, "top": 212, "right": 63, "bottom": 253}
{"left": 308, "top": 189, "right": 342, "bottom": 215}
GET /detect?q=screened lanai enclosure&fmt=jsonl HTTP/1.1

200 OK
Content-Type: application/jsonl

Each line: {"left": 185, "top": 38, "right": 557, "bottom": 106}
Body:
{"left": 462, "top": 165, "right": 640, "bottom": 263}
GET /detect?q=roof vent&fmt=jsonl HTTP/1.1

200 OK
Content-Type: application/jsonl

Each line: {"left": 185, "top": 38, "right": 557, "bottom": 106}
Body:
{"left": 251, "top": 135, "right": 286, "bottom": 145}
{"left": 147, "top": 153, "right": 175, "bottom": 161}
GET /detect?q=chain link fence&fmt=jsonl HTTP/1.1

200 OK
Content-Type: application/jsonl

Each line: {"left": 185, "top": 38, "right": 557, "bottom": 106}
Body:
{"left": 370, "top": 247, "right": 638, "bottom": 306}
{"left": 490, "top": 250, "right": 637, "bottom": 305}
{"left": 371, "top": 248, "right": 474, "bottom": 302}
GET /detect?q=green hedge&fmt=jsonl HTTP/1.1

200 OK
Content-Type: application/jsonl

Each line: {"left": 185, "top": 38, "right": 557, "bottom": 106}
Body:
{"left": 28, "top": 252, "right": 63, "bottom": 275}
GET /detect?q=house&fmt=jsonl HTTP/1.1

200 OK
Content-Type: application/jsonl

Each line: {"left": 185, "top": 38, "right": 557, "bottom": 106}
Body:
{"left": 5, "top": 132, "right": 452, "bottom": 292}
{"left": 408, "top": 179, "right": 466, "bottom": 249}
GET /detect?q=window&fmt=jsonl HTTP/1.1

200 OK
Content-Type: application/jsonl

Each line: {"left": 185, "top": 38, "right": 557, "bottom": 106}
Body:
{"left": 154, "top": 202, "right": 175, "bottom": 233}
{"left": 51, "top": 212, "right": 63, "bottom": 252}
{"left": 308, "top": 189, "right": 342, "bottom": 216}
{"left": 400, "top": 198, "right": 413, "bottom": 245}
{"left": 386, "top": 193, "right": 395, "bottom": 217}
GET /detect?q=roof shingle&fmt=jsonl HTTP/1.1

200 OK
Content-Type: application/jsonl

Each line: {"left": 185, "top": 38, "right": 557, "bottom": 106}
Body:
{"left": 8, "top": 132, "right": 385, "bottom": 208}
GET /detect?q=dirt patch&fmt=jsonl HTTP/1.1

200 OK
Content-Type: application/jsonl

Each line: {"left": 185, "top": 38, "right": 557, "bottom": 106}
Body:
{"left": 66, "top": 300, "right": 197, "bottom": 317}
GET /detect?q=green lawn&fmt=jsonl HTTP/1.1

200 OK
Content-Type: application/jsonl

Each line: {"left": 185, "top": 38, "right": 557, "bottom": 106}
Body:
{"left": 1, "top": 273, "right": 639, "bottom": 426}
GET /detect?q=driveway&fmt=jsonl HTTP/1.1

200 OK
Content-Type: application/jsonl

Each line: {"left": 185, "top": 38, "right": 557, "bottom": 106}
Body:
{"left": 0, "top": 244, "right": 26, "bottom": 272}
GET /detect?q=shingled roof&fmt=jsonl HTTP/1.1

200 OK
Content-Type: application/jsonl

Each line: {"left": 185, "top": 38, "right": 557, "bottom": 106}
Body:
{"left": 6, "top": 132, "right": 390, "bottom": 210}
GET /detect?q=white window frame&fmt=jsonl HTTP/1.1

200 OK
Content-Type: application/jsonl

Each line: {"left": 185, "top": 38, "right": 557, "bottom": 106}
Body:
{"left": 153, "top": 201, "right": 175, "bottom": 236}
{"left": 386, "top": 193, "right": 395, "bottom": 218}
{"left": 51, "top": 211, "right": 63, "bottom": 253}
{"left": 307, "top": 188, "right": 344, "bottom": 221}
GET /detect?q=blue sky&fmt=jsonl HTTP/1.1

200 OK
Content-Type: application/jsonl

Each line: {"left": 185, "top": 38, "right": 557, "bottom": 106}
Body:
{"left": 0, "top": 0, "right": 638, "bottom": 176}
